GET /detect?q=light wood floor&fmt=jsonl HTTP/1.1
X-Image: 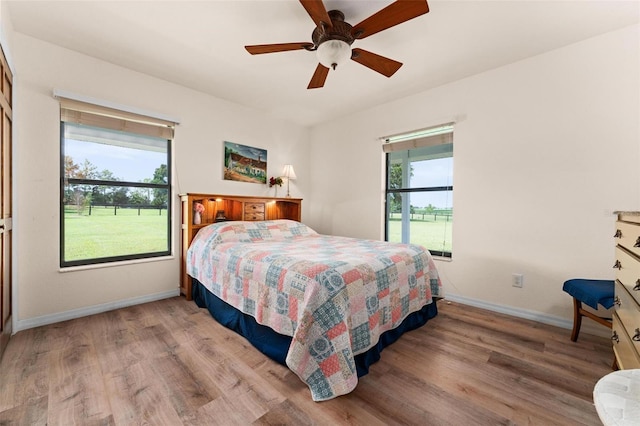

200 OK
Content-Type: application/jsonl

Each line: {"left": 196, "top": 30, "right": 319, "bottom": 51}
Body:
{"left": 0, "top": 297, "right": 612, "bottom": 425}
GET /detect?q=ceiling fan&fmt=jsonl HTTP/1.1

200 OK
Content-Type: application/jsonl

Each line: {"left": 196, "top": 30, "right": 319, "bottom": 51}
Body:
{"left": 245, "top": 0, "right": 430, "bottom": 89}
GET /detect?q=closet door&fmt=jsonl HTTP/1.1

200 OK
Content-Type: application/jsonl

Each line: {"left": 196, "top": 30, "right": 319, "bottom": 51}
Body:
{"left": 0, "top": 44, "right": 12, "bottom": 359}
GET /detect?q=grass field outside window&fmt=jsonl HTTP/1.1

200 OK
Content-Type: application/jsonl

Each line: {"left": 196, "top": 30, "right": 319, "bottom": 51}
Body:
{"left": 387, "top": 213, "right": 452, "bottom": 254}
{"left": 63, "top": 206, "right": 168, "bottom": 261}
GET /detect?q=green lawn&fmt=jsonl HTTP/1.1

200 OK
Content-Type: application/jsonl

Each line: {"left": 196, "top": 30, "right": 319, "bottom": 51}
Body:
{"left": 387, "top": 214, "right": 452, "bottom": 253}
{"left": 64, "top": 206, "right": 168, "bottom": 261}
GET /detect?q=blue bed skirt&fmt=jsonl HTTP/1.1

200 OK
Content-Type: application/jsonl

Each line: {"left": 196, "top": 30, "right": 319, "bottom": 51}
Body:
{"left": 192, "top": 278, "right": 438, "bottom": 377}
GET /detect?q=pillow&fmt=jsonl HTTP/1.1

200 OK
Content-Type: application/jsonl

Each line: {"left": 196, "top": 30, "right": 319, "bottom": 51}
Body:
{"left": 195, "top": 219, "right": 317, "bottom": 245}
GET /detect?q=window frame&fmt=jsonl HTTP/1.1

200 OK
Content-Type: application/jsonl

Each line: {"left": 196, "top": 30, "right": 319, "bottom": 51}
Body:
{"left": 383, "top": 125, "right": 454, "bottom": 258}
{"left": 58, "top": 99, "right": 175, "bottom": 268}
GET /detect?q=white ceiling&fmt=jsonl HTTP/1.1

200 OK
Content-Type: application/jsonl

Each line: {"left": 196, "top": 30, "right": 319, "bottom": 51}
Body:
{"left": 7, "top": 0, "right": 639, "bottom": 127}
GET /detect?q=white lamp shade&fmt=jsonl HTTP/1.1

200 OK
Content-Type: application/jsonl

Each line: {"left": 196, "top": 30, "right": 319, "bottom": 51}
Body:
{"left": 316, "top": 40, "right": 351, "bottom": 69}
{"left": 282, "top": 164, "right": 297, "bottom": 180}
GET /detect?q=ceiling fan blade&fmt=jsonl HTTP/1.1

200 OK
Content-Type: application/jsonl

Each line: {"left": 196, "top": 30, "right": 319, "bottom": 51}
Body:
{"left": 307, "top": 63, "right": 330, "bottom": 89}
{"left": 351, "top": 48, "right": 402, "bottom": 77}
{"left": 299, "top": 0, "right": 333, "bottom": 29}
{"left": 245, "top": 42, "right": 314, "bottom": 55}
{"left": 351, "top": 0, "right": 429, "bottom": 40}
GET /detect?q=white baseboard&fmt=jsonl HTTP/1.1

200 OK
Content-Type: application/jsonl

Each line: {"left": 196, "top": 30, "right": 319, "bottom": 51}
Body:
{"left": 444, "top": 293, "right": 572, "bottom": 329}
{"left": 13, "top": 290, "right": 609, "bottom": 339}
{"left": 443, "top": 293, "right": 610, "bottom": 338}
{"left": 13, "top": 289, "right": 180, "bottom": 333}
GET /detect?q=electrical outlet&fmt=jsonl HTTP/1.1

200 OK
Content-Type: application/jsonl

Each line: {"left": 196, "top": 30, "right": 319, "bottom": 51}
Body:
{"left": 512, "top": 273, "right": 524, "bottom": 288}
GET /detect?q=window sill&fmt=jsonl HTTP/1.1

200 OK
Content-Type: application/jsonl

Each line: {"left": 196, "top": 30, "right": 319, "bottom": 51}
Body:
{"left": 432, "top": 255, "right": 452, "bottom": 262}
{"left": 59, "top": 255, "right": 175, "bottom": 273}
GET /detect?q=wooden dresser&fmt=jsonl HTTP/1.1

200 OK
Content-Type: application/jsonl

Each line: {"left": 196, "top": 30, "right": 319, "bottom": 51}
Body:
{"left": 613, "top": 211, "right": 640, "bottom": 369}
{"left": 179, "top": 193, "right": 302, "bottom": 300}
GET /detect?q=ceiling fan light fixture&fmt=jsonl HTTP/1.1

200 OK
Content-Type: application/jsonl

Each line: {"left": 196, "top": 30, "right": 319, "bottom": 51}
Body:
{"left": 316, "top": 40, "right": 351, "bottom": 70}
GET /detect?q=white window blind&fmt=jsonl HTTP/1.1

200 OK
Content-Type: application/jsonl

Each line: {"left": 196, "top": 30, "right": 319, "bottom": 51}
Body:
{"left": 382, "top": 123, "right": 454, "bottom": 152}
{"left": 58, "top": 97, "right": 176, "bottom": 140}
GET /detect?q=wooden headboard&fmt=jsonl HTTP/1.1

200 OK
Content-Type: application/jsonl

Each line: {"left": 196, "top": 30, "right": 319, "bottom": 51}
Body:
{"left": 179, "top": 193, "right": 303, "bottom": 300}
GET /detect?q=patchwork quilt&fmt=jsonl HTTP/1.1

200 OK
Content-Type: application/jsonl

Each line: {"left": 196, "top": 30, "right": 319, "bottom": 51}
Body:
{"left": 186, "top": 220, "right": 442, "bottom": 401}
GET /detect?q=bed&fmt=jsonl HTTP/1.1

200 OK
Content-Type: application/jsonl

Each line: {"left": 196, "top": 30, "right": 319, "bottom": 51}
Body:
{"left": 186, "top": 219, "right": 442, "bottom": 401}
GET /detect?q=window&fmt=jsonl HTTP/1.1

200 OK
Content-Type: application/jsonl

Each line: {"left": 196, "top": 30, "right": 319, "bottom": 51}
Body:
{"left": 59, "top": 98, "right": 175, "bottom": 267}
{"left": 383, "top": 124, "right": 453, "bottom": 258}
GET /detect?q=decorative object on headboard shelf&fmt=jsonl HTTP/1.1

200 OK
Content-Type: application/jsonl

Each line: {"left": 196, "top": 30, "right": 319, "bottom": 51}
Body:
{"left": 282, "top": 164, "right": 296, "bottom": 198}
{"left": 193, "top": 202, "right": 204, "bottom": 224}
{"left": 215, "top": 210, "right": 227, "bottom": 222}
{"left": 269, "top": 176, "right": 283, "bottom": 197}
{"left": 179, "top": 193, "right": 303, "bottom": 300}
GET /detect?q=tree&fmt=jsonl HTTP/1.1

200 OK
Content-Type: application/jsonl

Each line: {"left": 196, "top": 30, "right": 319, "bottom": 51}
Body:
{"left": 129, "top": 189, "right": 150, "bottom": 205}
{"left": 63, "top": 156, "right": 79, "bottom": 206}
{"left": 90, "top": 186, "right": 107, "bottom": 205}
{"left": 64, "top": 157, "right": 98, "bottom": 213}
{"left": 141, "top": 178, "right": 153, "bottom": 203}
{"left": 64, "top": 155, "right": 79, "bottom": 178}
{"left": 98, "top": 169, "right": 117, "bottom": 181}
{"left": 69, "top": 185, "right": 90, "bottom": 215}
{"left": 95, "top": 169, "right": 119, "bottom": 204}
{"left": 388, "top": 163, "right": 413, "bottom": 213}
{"left": 112, "top": 187, "right": 130, "bottom": 205}
{"left": 151, "top": 164, "right": 168, "bottom": 207}
{"left": 77, "top": 159, "right": 98, "bottom": 179}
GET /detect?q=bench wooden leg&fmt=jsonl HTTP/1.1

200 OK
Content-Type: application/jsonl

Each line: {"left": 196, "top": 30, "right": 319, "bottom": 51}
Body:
{"left": 570, "top": 297, "right": 612, "bottom": 342}
{"left": 571, "top": 297, "right": 582, "bottom": 342}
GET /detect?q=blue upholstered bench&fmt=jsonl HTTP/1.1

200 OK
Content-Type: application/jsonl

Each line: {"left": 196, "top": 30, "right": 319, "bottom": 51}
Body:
{"left": 562, "top": 278, "right": 614, "bottom": 342}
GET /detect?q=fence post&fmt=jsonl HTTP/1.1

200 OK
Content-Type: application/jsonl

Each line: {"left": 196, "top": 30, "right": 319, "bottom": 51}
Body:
{"left": 89, "top": 204, "right": 92, "bottom": 216}
{"left": 114, "top": 205, "right": 117, "bottom": 215}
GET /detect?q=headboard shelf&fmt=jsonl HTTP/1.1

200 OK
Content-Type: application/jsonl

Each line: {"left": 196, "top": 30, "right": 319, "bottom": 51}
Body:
{"left": 179, "top": 193, "right": 303, "bottom": 299}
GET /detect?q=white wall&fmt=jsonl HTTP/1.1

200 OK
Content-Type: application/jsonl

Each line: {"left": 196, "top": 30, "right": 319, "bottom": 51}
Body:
{"left": 12, "top": 33, "right": 309, "bottom": 329}
{"left": 306, "top": 25, "right": 640, "bottom": 326}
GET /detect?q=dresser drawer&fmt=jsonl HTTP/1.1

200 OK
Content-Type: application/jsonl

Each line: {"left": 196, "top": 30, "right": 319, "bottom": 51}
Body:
{"left": 615, "top": 246, "right": 640, "bottom": 306}
{"left": 615, "top": 279, "right": 640, "bottom": 333}
{"left": 615, "top": 220, "right": 640, "bottom": 258}
{"left": 612, "top": 314, "right": 640, "bottom": 369}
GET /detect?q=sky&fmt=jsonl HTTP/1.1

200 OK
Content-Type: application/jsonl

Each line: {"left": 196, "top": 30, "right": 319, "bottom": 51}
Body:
{"left": 406, "top": 157, "right": 453, "bottom": 209}
{"left": 66, "top": 139, "right": 165, "bottom": 183}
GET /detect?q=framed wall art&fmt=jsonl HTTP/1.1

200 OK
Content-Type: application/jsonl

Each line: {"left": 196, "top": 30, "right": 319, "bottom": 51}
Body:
{"left": 223, "top": 141, "right": 267, "bottom": 184}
